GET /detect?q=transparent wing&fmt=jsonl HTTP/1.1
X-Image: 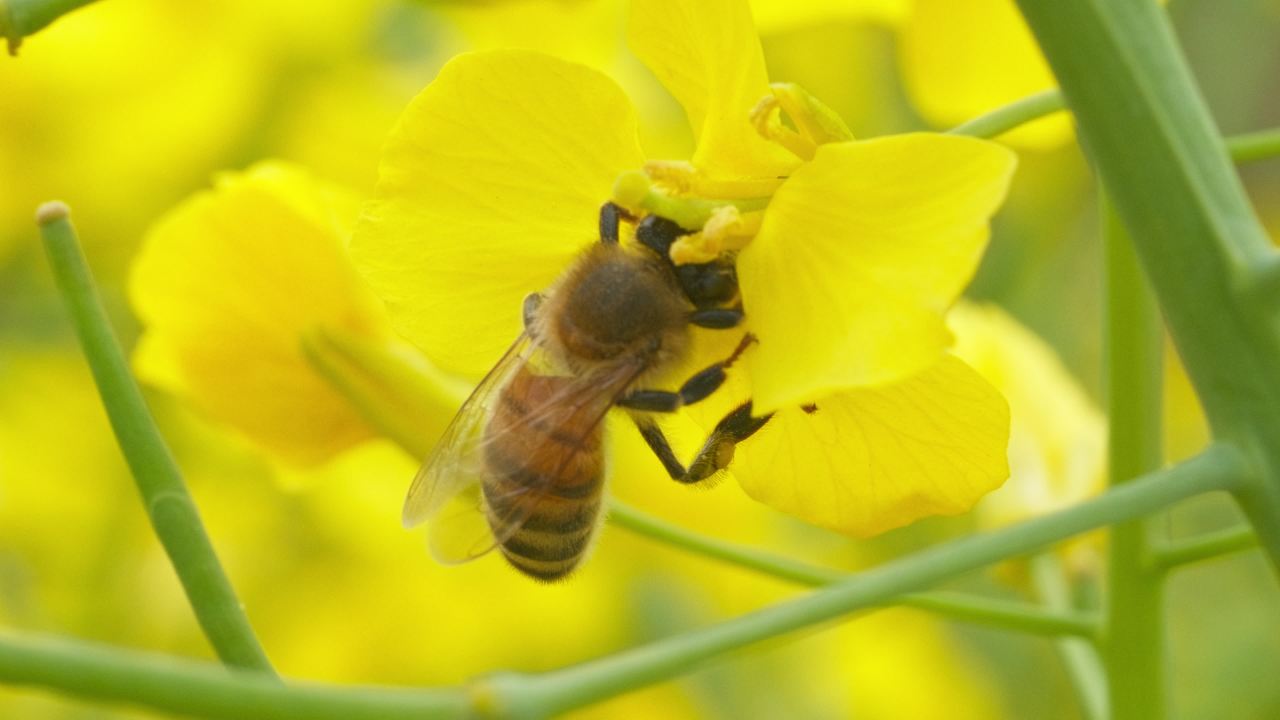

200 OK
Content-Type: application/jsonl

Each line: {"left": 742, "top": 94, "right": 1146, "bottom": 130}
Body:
{"left": 408, "top": 337, "right": 648, "bottom": 566}
{"left": 463, "top": 363, "right": 644, "bottom": 560}
{"left": 401, "top": 333, "right": 535, "bottom": 529}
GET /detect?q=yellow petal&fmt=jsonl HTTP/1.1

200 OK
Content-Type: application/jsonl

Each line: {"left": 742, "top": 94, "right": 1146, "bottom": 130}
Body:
{"left": 732, "top": 355, "right": 1010, "bottom": 537}
{"left": 739, "top": 133, "right": 1016, "bottom": 411}
{"left": 750, "top": 0, "right": 908, "bottom": 32}
{"left": 351, "top": 50, "right": 645, "bottom": 379}
{"left": 628, "top": 0, "right": 798, "bottom": 178}
{"left": 900, "top": 0, "right": 1069, "bottom": 148}
{"left": 129, "top": 162, "right": 386, "bottom": 465}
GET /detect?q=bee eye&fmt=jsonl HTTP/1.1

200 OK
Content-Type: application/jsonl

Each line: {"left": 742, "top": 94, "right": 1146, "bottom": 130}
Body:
{"left": 678, "top": 264, "right": 738, "bottom": 308}
{"left": 636, "top": 214, "right": 685, "bottom": 257}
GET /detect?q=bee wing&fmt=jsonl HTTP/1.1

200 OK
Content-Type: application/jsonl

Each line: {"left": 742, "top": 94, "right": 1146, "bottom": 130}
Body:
{"left": 401, "top": 333, "right": 535, "bottom": 530}
{"left": 465, "top": 362, "right": 646, "bottom": 559}
{"left": 414, "top": 343, "right": 648, "bottom": 566}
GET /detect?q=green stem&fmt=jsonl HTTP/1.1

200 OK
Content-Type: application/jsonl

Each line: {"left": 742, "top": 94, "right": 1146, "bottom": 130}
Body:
{"left": 0, "top": 447, "right": 1242, "bottom": 719}
{"left": 1154, "top": 524, "right": 1258, "bottom": 572}
{"left": 482, "top": 447, "right": 1242, "bottom": 720}
{"left": 1015, "top": 0, "right": 1280, "bottom": 576}
{"left": 1227, "top": 127, "right": 1280, "bottom": 165}
{"left": 609, "top": 503, "right": 1100, "bottom": 638}
{"left": 1102, "top": 197, "right": 1167, "bottom": 718}
{"left": 946, "top": 89, "right": 1066, "bottom": 139}
{"left": 1029, "top": 555, "right": 1109, "bottom": 720}
{"left": 37, "top": 204, "right": 274, "bottom": 674}
{"left": 0, "top": 631, "right": 464, "bottom": 720}
{"left": 0, "top": 0, "right": 98, "bottom": 53}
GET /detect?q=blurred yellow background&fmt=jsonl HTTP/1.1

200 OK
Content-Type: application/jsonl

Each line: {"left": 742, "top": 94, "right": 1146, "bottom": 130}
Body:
{"left": 2, "top": 1, "right": 1279, "bottom": 718}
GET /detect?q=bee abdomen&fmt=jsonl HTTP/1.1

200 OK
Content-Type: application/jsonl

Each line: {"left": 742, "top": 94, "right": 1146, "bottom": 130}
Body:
{"left": 500, "top": 524, "right": 597, "bottom": 581}
{"left": 485, "top": 483, "right": 602, "bottom": 581}
{"left": 482, "top": 446, "right": 604, "bottom": 582}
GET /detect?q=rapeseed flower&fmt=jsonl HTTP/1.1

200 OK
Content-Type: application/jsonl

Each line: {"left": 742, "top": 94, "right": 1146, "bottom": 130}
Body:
{"left": 129, "top": 163, "right": 390, "bottom": 465}
{"left": 899, "top": 0, "right": 1068, "bottom": 147}
{"left": 949, "top": 302, "right": 1106, "bottom": 577}
{"left": 950, "top": 302, "right": 1105, "bottom": 531}
{"left": 353, "top": 0, "right": 1017, "bottom": 537}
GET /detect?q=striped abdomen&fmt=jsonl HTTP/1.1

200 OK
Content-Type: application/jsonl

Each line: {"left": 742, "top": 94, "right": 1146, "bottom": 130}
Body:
{"left": 482, "top": 368, "right": 607, "bottom": 581}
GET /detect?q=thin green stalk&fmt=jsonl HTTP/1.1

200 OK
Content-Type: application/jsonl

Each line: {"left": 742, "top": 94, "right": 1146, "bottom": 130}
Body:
{"left": 946, "top": 89, "right": 1066, "bottom": 139}
{"left": 0, "top": 0, "right": 98, "bottom": 53}
{"left": 609, "top": 503, "right": 1100, "bottom": 639}
{"left": 37, "top": 203, "right": 274, "bottom": 674}
{"left": 1103, "top": 197, "right": 1167, "bottom": 718}
{"left": 1227, "top": 127, "right": 1280, "bottom": 165}
{"left": 1030, "top": 555, "right": 1108, "bottom": 720}
{"left": 481, "top": 447, "right": 1243, "bottom": 720}
{"left": 0, "top": 448, "right": 1243, "bottom": 720}
{"left": 1155, "top": 524, "right": 1258, "bottom": 572}
{"left": 0, "top": 631, "right": 464, "bottom": 720}
{"left": 1016, "top": 0, "right": 1280, "bottom": 575}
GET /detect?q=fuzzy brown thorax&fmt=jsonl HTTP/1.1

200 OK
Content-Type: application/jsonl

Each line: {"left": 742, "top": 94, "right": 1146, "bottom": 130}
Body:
{"left": 541, "top": 243, "right": 691, "bottom": 372}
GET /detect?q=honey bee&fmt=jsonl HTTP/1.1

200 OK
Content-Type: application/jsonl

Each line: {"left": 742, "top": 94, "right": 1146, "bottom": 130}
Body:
{"left": 402, "top": 203, "right": 771, "bottom": 581}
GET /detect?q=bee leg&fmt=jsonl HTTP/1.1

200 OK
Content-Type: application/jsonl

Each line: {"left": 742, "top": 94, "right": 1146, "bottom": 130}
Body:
{"left": 632, "top": 402, "right": 773, "bottom": 484}
{"left": 616, "top": 334, "right": 755, "bottom": 412}
{"left": 599, "top": 202, "right": 635, "bottom": 245}
{"left": 635, "top": 213, "right": 685, "bottom": 256}
{"left": 689, "top": 307, "right": 743, "bottom": 329}
{"left": 522, "top": 292, "right": 545, "bottom": 334}
{"left": 633, "top": 419, "right": 686, "bottom": 481}
{"left": 617, "top": 363, "right": 725, "bottom": 411}
{"left": 684, "top": 402, "right": 773, "bottom": 483}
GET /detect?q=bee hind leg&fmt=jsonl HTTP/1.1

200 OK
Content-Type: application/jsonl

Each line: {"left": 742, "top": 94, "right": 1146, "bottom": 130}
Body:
{"left": 633, "top": 402, "right": 773, "bottom": 484}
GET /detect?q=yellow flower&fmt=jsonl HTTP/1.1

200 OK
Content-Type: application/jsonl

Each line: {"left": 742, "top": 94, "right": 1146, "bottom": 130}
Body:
{"left": 353, "top": 0, "right": 1016, "bottom": 538}
{"left": 129, "top": 162, "right": 390, "bottom": 465}
{"left": 899, "top": 0, "right": 1069, "bottom": 147}
{"left": 750, "top": 0, "right": 907, "bottom": 32}
{"left": 949, "top": 301, "right": 1106, "bottom": 577}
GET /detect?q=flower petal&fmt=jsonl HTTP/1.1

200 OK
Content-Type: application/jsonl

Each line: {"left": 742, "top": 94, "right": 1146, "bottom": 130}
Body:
{"left": 732, "top": 355, "right": 1010, "bottom": 537}
{"left": 350, "top": 50, "right": 645, "bottom": 378}
{"left": 750, "top": 0, "right": 908, "bottom": 33}
{"left": 628, "top": 0, "right": 798, "bottom": 178}
{"left": 900, "top": 0, "right": 1069, "bottom": 147}
{"left": 129, "top": 162, "right": 386, "bottom": 465}
{"left": 739, "top": 133, "right": 1016, "bottom": 411}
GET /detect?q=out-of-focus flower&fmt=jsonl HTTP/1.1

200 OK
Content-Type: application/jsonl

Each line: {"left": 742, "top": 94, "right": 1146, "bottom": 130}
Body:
{"left": 353, "top": 0, "right": 1016, "bottom": 538}
{"left": 898, "top": 0, "right": 1070, "bottom": 148}
{"left": 835, "top": 608, "right": 1005, "bottom": 719}
{"left": 129, "top": 162, "right": 391, "bottom": 465}
{"left": 0, "top": 1, "right": 258, "bottom": 266}
{"left": 949, "top": 301, "right": 1106, "bottom": 576}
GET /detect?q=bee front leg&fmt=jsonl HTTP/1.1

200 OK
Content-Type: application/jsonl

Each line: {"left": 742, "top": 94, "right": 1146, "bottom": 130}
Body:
{"left": 632, "top": 403, "right": 773, "bottom": 484}
{"left": 598, "top": 202, "right": 635, "bottom": 245}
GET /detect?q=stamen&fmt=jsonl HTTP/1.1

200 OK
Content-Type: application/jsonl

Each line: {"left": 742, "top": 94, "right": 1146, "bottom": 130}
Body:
{"left": 751, "top": 83, "right": 855, "bottom": 159}
{"left": 750, "top": 95, "right": 818, "bottom": 161}
{"left": 644, "top": 160, "right": 785, "bottom": 200}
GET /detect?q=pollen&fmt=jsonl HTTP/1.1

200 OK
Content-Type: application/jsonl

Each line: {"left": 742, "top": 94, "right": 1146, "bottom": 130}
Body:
{"left": 670, "top": 205, "right": 761, "bottom": 265}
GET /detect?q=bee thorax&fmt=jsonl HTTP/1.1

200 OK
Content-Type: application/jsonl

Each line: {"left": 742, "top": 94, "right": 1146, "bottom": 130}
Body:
{"left": 550, "top": 245, "right": 689, "bottom": 364}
